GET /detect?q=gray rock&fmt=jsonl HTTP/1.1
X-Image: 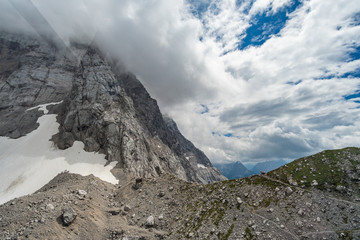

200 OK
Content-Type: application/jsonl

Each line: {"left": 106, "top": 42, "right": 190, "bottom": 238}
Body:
{"left": 78, "top": 190, "right": 87, "bottom": 196}
{"left": 288, "top": 177, "right": 298, "bottom": 186}
{"left": 311, "top": 180, "right": 318, "bottom": 186}
{"left": 336, "top": 185, "right": 346, "bottom": 192}
{"left": 145, "top": 215, "right": 155, "bottom": 227}
{"left": 62, "top": 207, "right": 77, "bottom": 226}
{"left": 298, "top": 208, "right": 304, "bottom": 216}
{"left": 285, "top": 187, "right": 293, "bottom": 195}
{"left": 46, "top": 203, "right": 54, "bottom": 210}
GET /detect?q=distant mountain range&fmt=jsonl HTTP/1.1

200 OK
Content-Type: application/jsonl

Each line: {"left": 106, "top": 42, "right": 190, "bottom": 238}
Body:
{"left": 214, "top": 159, "right": 287, "bottom": 179}
{"left": 251, "top": 159, "right": 287, "bottom": 174}
{"left": 213, "top": 161, "right": 253, "bottom": 179}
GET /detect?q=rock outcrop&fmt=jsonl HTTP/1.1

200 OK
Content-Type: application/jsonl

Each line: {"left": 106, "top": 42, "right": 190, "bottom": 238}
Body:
{"left": 0, "top": 31, "right": 225, "bottom": 183}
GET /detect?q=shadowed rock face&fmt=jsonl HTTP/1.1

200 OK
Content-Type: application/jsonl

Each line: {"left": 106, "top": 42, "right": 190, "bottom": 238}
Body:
{"left": 0, "top": 32, "right": 225, "bottom": 183}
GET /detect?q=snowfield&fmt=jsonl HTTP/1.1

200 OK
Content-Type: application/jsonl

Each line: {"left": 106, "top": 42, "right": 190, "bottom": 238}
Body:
{"left": 0, "top": 102, "right": 118, "bottom": 205}
{"left": 197, "top": 164, "right": 207, "bottom": 169}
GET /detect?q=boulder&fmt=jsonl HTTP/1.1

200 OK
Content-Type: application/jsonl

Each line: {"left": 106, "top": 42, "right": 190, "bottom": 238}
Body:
{"left": 145, "top": 215, "right": 155, "bottom": 227}
{"left": 124, "top": 205, "right": 131, "bottom": 211}
{"left": 62, "top": 207, "right": 77, "bottom": 226}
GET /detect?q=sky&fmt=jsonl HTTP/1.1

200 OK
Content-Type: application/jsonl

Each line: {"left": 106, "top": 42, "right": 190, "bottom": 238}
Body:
{"left": 1, "top": 0, "right": 360, "bottom": 164}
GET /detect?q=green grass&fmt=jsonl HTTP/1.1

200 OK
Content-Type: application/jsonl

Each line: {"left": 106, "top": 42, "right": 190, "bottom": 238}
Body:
{"left": 245, "top": 227, "right": 253, "bottom": 240}
{"left": 251, "top": 175, "right": 282, "bottom": 189}
{"left": 267, "top": 147, "right": 360, "bottom": 190}
{"left": 336, "top": 230, "right": 354, "bottom": 240}
{"left": 217, "top": 224, "right": 234, "bottom": 240}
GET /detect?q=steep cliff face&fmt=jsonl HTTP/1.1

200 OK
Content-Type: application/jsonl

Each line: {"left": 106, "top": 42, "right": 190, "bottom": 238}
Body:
{"left": 0, "top": 32, "right": 225, "bottom": 183}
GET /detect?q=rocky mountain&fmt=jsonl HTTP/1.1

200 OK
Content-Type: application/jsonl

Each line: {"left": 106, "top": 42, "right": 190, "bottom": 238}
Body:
{"left": 0, "top": 147, "right": 359, "bottom": 239}
{"left": 213, "top": 161, "right": 253, "bottom": 180}
{"left": 251, "top": 159, "right": 287, "bottom": 174}
{"left": 0, "top": 31, "right": 225, "bottom": 187}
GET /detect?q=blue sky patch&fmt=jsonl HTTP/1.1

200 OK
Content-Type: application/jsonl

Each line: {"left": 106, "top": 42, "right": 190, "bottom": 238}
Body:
{"left": 236, "top": 0, "right": 255, "bottom": 14}
{"left": 350, "top": 12, "right": 360, "bottom": 26}
{"left": 344, "top": 90, "right": 360, "bottom": 101}
{"left": 347, "top": 45, "right": 360, "bottom": 62}
{"left": 238, "top": 0, "right": 302, "bottom": 50}
{"left": 200, "top": 104, "right": 209, "bottom": 114}
{"left": 313, "top": 67, "right": 360, "bottom": 80}
{"left": 286, "top": 80, "right": 302, "bottom": 85}
{"left": 187, "top": 0, "right": 211, "bottom": 19}
{"left": 340, "top": 70, "right": 360, "bottom": 79}
{"left": 212, "top": 131, "right": 234, "bottom": 138}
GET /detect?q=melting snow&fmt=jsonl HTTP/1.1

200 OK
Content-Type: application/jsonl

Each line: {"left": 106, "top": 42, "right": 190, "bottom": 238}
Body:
{"left": 197, "top": 164, "right": 207, "bottom": 169}
{"left": 0, "top": 102, "right": 118, "bottom": 205}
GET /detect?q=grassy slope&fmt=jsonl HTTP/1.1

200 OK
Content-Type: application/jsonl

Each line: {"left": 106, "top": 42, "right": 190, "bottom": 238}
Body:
{"left": 267, "top": 147, "right": 360, "bottom": 193}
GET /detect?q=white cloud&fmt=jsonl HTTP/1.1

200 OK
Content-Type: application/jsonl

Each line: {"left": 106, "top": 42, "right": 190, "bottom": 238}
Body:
{"left": 1, "top": 0, "right": 360, "bottom": 164}
{"left": 201, "top": 0, "right": 251, "bottom": 52}
{"left": 249, "top": 0, "right": 292, "bottom": 16}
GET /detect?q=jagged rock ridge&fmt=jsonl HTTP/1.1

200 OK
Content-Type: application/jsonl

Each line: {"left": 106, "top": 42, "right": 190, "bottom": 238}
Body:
{"left": 0, "top": 31, "right": 225, "bottom": 183}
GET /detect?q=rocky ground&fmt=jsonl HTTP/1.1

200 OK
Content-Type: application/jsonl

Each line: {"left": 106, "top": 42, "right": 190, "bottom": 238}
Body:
{"left": 1, "top": 147, "right": 359, "bottom": 240}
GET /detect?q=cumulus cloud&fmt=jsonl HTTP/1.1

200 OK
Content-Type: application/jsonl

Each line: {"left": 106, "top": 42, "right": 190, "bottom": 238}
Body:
{"left": 1, "top": 0, "right": 360, "bottom": 164}
{"left": 249, "top": 0, "right": 293, "bottom": 16}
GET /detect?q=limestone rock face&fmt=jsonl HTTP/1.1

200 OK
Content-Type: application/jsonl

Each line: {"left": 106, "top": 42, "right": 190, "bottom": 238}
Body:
{"left": 0, "top": 32, "right": 73, "bottom": 138}
{"left": 0, "top": 32, "right": 225, "bottom": 183}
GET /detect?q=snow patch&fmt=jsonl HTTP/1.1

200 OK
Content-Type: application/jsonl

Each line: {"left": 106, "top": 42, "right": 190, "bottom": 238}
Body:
{"left": 0, "top": 102, "right": 118, "bottom": 205}
{"left": 26, "top": 100, "right": 63, "bottom": 114}
{"left": 197, "top": 164, "right": 207, "bottom": 169}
